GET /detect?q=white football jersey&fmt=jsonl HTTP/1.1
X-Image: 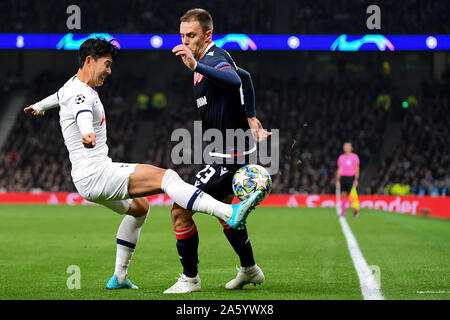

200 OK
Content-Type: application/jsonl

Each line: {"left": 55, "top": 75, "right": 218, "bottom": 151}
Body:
{"left": 56, "top": 75, "right": 111, "bottom": 182}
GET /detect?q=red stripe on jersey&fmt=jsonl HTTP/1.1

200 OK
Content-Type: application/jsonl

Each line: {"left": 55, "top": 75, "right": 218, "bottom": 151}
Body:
{"left": 100, "top": 111, "right": 106, "bottom": 126}
{"left": 219, "top": 66, "right": 232, "bottom": 70}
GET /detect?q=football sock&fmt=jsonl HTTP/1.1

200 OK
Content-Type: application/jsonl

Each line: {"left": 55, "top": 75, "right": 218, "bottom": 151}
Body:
{"left": 221, "top": 221, "right": 255, "bottom": 267}
{"left": 161, "top": 169, "right": 232, "bottom": 221}
{"left": 174, "top": 223, "right": 199, "bottom": 278}
{"left": 114, "top": 213, "right": 148, "bottom": 283}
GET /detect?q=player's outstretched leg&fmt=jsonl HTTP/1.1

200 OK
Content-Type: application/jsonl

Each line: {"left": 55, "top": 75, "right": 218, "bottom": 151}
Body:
{"left": 160, "top": 169, "right": 263, "bottom": 229}
{"left": 129, "top": 166, "right": 262, "bottom": 229}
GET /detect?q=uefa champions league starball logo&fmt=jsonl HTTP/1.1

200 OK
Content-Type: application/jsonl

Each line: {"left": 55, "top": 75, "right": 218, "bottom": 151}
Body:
{"left": 75, "top": 94, "right": 85, "bottom": 104}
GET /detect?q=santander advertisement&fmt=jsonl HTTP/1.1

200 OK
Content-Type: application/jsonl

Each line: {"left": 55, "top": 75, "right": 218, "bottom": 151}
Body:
{"left": 0, "top": 193, "right": 448, "bottom": 219}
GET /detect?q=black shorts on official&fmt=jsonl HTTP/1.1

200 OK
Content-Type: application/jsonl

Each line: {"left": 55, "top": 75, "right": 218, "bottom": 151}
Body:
{"left": 340, "top": 175, "right": 355, "bottom": 193}
{"left": 189, "top": 162, "right": 243, "bottom": 201}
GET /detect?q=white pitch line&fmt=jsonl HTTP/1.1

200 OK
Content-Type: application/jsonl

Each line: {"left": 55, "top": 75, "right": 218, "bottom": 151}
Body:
{"left": 338, "top": 216, "right": 384, "bottom": 300}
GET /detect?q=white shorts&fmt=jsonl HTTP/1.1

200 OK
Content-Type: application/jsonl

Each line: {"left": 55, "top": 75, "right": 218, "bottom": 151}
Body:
{"left": 74, "top": 162, "right": 138, "bottom": 214}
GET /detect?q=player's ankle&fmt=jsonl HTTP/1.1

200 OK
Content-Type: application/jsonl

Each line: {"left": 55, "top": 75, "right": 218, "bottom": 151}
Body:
{"left": 116, "top": 273, "right": 127, "bottom": 283}
{"left": 183, "top": 272, "right": 198, "bottom": 278}
{"left": 241, "top": 264, "right": 257, "bottom": 271}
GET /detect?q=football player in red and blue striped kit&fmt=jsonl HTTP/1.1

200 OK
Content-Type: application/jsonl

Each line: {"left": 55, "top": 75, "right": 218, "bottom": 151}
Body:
{"left": 166, "top": 8, "right": 271, "bottom": 293}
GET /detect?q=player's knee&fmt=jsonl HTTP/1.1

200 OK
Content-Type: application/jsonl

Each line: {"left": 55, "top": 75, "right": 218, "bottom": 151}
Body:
{"left": 128, "top": 198, "right": 149, "bottom": 217}
{"left": 171, "top": 204, "right": 194, "bottom": 229}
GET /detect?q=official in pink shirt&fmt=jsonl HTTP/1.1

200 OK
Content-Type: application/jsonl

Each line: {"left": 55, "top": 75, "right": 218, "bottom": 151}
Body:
{"left": 336, "top": 142, "right": 360, "bottom": 216}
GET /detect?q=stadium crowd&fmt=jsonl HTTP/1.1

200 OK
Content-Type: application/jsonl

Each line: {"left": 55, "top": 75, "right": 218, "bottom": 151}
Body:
{"left": 1, "top": 67, "right": 389, "bottom": 194}
{"left": 289, "top": 0, "right": 449, "bottom": 34}
{"left": 0, "top": 0, "right": 275, "bottom": 34}
{"left": 368, "top": 73, "right": 450, "bottom": 196}
{"left": 1, "top": 0, "right": 448, "bottom": 34}
{"left": 0, "top": 55, "right": 448, "bottom": 196}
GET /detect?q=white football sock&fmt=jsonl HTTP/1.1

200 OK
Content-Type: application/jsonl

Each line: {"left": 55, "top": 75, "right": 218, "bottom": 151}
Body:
{"left": 161, "top": 169, "right": 233, "bottom": 221}
{"left": 114, "top": 213, "right": 148, "bottom": 283}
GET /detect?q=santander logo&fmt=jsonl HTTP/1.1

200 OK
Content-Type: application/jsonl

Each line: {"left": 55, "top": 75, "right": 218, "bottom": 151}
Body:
{"left": 1, "top": 193, "right": 447, "bottom": 219}
{"left": 303, "top": 195, "right": 420, "bottom": 214}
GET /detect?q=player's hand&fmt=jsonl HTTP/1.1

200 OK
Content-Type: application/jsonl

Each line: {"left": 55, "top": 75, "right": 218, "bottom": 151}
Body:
{"left": 353, "top": 180, "right": 359, "bottom": 188}
{"left": 248, "top": 117, "right": 272, "bottom": 142}
{"left": 336, "top": 180, "right": 341, "bottom": 187}
{"left": 82, "top": 133, "right": 96, "bottom": 148}
{"left": 172, "top": 44, "right": 197, "bottom": 71}
{"left": 24, "top": 105, "right": 44, "bottom": 116}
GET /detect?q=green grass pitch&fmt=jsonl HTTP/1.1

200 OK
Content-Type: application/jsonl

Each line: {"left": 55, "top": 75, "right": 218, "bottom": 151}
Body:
{"left": 0, "top": 204, "right": 449, "bottom": 300}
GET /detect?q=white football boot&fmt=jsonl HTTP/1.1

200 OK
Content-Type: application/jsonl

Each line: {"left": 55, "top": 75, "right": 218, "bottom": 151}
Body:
{"left": 225, "top": 265, "right": 265, "bottom": 289}
{"left": 163, "top": 273, "right": 201, "bottom": 294}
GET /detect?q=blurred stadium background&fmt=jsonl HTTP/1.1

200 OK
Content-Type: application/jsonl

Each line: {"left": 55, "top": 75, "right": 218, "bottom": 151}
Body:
{"left": 0, "top": 0, "right": 448, "bottom": 198}
{"left": 0, "top": 0, "right": 449, "bottom": 301}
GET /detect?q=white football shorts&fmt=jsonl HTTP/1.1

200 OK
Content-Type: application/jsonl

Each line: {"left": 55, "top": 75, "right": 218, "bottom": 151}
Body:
{"left": 74, "top": 161, "right": 138, "bottom": 214}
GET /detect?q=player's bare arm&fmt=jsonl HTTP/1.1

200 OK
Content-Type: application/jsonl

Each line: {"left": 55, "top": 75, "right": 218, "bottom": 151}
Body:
{"left": 354, "top": 166, "right": 360, "bottom": 187}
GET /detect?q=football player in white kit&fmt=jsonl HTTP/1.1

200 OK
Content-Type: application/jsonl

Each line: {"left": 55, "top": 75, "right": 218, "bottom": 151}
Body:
{"left": 24, "top": 38, "right": 263, "bottom": 290}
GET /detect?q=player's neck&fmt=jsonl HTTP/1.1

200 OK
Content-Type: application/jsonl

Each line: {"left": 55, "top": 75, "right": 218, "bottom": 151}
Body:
{"left": 76, "top": 68, "right": 96, "bottom": 88}
{"left": 198, "top": 41, "right": 213, "bottom": 61}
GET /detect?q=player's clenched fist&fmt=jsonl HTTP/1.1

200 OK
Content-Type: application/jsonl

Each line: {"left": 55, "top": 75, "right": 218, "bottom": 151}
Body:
{"left": 82, "top": 133, "right": 96, "bottom": 148}
{"left": 172, "top": 44, "right": 197, "bottom": 70}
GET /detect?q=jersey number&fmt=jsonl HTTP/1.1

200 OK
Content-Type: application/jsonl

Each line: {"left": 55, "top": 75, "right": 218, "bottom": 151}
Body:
{"left": 195, "top": 165, "right": 216, "bottom": 184}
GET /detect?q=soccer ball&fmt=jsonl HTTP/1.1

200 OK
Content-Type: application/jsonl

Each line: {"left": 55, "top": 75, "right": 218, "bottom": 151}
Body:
{"left": 232, "top": 164, "right": 272, "bottom": 201}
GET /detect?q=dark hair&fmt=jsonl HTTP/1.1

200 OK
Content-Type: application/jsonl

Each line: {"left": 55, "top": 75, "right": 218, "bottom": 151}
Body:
{"left": 180, "top": 8, "right": 213, "bottom": 32}
{"left": 78, "top": 38, "right": 118, "bottom": 68}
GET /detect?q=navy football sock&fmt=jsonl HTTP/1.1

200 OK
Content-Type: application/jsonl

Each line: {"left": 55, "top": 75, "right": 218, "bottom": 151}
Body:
{"left": 222, "top": 224, "right": 255, "bottom": 267}
{"left": 175, "top": 224, "right": 199, "bottom": 278}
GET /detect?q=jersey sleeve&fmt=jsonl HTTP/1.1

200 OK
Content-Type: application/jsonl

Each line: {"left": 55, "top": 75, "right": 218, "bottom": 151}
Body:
{"left": 337, "top": 155, "right": 343, "bottom": 168}
{"left": 237, "top": 67, "right": 256, "bottom": 117}
{"left": 194, "top": 53, "right": 242, "bottom": 89}
{"left": 68, "top": 90, "right": 96, "bottom": 135}
{"left": 32, "top": 91, "right": 60, "bottom": 114}
{"left": 214, "top": 61, "right": 233, "bottom": 70}
{"left": 354, "top": 154, "right": 360, "bottom": 166}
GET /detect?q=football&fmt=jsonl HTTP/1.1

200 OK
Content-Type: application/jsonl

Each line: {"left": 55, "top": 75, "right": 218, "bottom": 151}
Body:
{"left": 232, "top": 164, "right": 272, "bottom": 201}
